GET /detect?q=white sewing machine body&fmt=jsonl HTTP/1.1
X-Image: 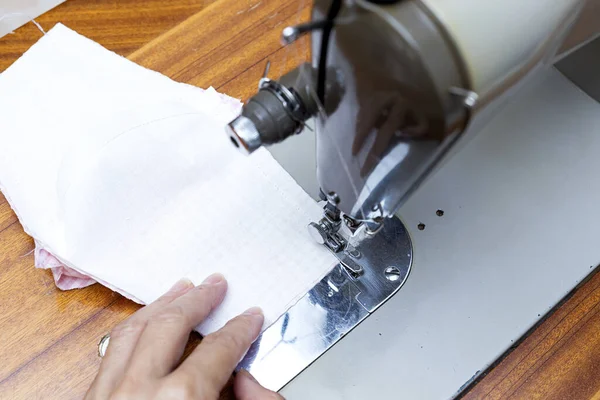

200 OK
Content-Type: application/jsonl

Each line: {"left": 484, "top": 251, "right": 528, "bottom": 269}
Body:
{"left": 227, "top": 1, "right": 600, "bottom": 398}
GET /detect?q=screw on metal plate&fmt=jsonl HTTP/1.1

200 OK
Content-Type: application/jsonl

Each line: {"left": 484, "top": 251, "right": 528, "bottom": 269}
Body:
{"left": 384, "top": 266, "right": 402, "bottom": 282}
{"left": 344, "top": 245, "right": 361, "bottom": 259}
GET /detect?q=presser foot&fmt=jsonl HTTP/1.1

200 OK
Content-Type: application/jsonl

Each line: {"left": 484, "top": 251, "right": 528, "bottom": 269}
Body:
{"left": 237, "top": 215, "right": 413, "bottom": 391}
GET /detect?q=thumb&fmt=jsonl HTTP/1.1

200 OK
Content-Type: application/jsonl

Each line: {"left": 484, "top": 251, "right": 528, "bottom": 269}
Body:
{"left": 234, "top": 370, "right": 284, "bottom": 400}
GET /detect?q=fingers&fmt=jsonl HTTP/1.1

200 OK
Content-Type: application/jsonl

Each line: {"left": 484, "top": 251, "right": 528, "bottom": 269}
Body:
{"left": 88, "top": 274, "right": 266, "bottom": 400}
{"left": 172, "top": 307, "right": 264, "bottom": 397}
{"left": 86, "top": 278, "right": 195, "bottom": 399}
{"left": 234, "top": 370, "right": 284, "bottom": 400}
{"left": 125, "top": 273, "right": 227, "bottom": 379}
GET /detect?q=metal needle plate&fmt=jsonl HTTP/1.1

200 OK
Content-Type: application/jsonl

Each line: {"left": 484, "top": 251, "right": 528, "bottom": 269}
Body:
{"left": 237, "top": 216, "right": 413, "bottom": 391}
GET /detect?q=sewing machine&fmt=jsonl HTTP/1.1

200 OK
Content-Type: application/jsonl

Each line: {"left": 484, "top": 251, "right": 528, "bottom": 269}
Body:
{"left": 227, "top": 1, "right": 598, "bottom": 398}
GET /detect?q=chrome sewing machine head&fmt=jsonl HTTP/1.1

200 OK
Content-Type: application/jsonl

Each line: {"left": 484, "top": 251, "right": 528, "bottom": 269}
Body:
{"left": 227, "top": 0, "right": 581, "bottom": 284}
{"left": 227, "top": 0, "right": 586, "bottom": 391}
{"left": 226, "top": 0, "right": 481, "bottom": 291}
{"left": 224, "top": 3, "right": 485, "bottom": 349}
{"left": 227, "top": 0, "right": 477, "bottom": 236}
{"left": 228, "top": 0, "right": 582, "bottom": 237}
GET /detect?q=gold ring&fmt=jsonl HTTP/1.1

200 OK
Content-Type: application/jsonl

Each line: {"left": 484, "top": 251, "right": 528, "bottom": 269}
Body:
{"left": 98, "top": 333, "right": 111, "bottom": 357}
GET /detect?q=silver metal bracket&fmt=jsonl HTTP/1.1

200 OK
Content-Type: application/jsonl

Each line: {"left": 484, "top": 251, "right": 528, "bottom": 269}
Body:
{"left": 281, "top": 20, "right": 329, "bottom": 45}
{"left": 237, "top": 215, "right": 413, "bottom": 391}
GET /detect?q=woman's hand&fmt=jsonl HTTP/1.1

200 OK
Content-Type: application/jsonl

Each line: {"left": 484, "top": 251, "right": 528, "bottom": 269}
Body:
{"left": 85, "top": 273, "right": 282, "bottom": 399}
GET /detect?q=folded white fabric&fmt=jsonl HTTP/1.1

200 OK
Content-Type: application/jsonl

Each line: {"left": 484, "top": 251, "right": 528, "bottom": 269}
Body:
{"left": 0, "top": 24, "right": 336, "bottom": 334}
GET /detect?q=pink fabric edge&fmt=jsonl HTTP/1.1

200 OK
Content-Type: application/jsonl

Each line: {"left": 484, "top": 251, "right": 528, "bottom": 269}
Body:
{"left": 34, "top": 243, "right": 96, "bottom": 290}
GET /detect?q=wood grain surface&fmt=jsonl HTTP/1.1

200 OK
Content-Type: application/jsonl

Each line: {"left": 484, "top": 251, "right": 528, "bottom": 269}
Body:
{"left": 0, "top": 0, "right": 599, "bottom": 399}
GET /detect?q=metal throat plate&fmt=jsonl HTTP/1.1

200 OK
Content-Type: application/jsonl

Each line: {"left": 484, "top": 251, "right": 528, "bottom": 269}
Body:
{"left": 237, "top": 216, "right": 413, "bottom": 391}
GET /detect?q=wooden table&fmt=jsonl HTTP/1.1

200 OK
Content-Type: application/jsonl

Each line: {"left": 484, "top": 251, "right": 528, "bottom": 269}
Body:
{"left": 0, "top": 1, "right": 599, "bottom": 399}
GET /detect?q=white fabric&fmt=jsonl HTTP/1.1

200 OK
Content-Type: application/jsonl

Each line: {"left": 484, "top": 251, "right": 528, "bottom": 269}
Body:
{"left": 0, "top": 24, "right": 336, "bottom": 333}
{"left": 0, "top": 0, "right": 64, "bottom": 38}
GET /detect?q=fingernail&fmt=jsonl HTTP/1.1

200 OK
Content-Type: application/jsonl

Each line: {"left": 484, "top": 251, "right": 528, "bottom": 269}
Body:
{"left": 240, "top": 369, "right": 258, "bottom": 383}
{"left": 243, "top": 306, "right": 263, "bottom": 318}
{"left": 202, "top": 273, "right": 225, "bottom": 286}
{"left": 169, "top": 278, "right": 194, "bottom": 293}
